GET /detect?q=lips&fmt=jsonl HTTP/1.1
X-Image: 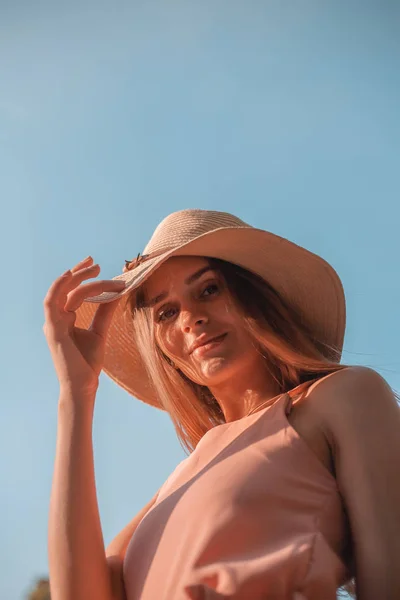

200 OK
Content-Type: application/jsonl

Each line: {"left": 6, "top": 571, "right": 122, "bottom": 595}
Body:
{"left": 190, "top": 333, "right": 227, "bottom": 354}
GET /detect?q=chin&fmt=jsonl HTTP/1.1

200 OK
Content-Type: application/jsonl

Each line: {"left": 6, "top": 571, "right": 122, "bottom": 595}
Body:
{"left": 198, "top": 357, "right": 239, "bottom": 385}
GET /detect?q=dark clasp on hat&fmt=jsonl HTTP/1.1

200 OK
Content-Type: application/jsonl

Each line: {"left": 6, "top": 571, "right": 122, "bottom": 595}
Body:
{"left": 123, "top": 252, "right": 149, "bottom": 273}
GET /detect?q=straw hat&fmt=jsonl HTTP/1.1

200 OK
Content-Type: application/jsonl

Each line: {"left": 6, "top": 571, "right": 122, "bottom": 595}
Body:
{"left": 75, "top": 209, "right": 346, "bottom": 409}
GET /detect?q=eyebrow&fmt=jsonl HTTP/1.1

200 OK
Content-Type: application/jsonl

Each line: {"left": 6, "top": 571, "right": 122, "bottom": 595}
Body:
{"left": 146, "top": 266, "right": 214, "bottom": 308}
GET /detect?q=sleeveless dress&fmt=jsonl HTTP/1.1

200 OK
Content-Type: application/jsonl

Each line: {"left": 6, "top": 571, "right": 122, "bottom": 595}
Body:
{"left": 123, "top": 392, "right": 352, "bottom": 599}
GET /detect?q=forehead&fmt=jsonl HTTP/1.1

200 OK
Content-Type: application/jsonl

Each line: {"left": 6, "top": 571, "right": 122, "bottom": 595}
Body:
{"left": 143, "top": 255, "right": 212, "bottom": 297}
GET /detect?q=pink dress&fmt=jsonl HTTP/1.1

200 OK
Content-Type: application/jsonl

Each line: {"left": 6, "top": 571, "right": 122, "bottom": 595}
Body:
{"left": 123, "top": 393, "right": 352, "bottom": 599}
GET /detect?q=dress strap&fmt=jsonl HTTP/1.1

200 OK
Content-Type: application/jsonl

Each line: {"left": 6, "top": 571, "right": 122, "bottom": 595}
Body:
{"left": 285, "top": 377, "right": 321, "bottom": 415}
{"left": 283, "top": 392, "right": 294, "bottom": 416}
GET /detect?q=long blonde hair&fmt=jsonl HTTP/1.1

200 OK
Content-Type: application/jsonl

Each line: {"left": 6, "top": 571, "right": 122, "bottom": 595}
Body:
{"left": 124, "top": 256, "right": 347, "bottom": 453}
{"left": 124, "top": 256, "right": 356, "bottom": 597}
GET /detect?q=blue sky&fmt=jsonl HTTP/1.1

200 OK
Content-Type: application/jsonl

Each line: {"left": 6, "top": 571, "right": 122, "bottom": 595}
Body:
{"left": 1, "top": 2, "right": 399, "bottom": 598}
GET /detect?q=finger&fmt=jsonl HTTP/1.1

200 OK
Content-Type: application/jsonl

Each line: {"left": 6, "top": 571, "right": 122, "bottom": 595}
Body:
{"left": 43, "top": 270, "right": 74, "bottom": 323}
{"left": 47, "top": 264, "right": 102, "bottom": 316}
{"left": 44, "top": 261, "right": 98, "bottom": 313}
{"left": 62, "top": 263, "right": 101, "bottom": 295}
{"left": 70, "top": 256, "right": 94, "bottom": 273}
{"left": 65, "top": 279, "right": 126, "bottom": 312}
{"left": 89, "top": 298, "right": 122, "bottom": 338}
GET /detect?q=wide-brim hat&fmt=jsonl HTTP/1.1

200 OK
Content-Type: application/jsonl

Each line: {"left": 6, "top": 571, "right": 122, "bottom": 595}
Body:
{"left": 75, "top": 209, "right": 346, "bottom": 409}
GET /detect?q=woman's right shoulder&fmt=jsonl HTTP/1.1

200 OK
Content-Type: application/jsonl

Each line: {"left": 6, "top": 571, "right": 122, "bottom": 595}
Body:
{"left": 106, "top": 488, "right": 160, "bottom": 560}
{"left": 105, "top": 489, "right": 160, "bottom": 600}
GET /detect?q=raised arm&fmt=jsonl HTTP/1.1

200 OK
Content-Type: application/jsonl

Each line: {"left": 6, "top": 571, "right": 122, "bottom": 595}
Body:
{"left": 44, "top": 256, "right": 127, "bottom": 600}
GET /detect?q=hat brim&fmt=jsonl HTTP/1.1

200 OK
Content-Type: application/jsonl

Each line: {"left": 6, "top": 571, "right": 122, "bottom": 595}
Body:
{"left": 75, "top": 227, "right": 346, "bottom": 409}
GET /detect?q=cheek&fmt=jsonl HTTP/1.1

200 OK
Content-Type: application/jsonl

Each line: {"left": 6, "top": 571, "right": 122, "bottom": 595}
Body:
{"left": 156, "top": 324, "right": 183, "bottom": 358}
{"left": 214, "top": 294, "right": 237, "bottom": 320}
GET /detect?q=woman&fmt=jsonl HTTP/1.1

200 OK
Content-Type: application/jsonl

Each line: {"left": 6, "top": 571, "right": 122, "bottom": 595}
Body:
{"left": 44, "top": 209, "right": 400, "bottom": 600}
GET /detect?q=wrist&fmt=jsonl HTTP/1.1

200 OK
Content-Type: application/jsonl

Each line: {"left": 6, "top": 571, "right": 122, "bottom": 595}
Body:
{"left": 58, "top": 386, "right": 97, "bottom": 413}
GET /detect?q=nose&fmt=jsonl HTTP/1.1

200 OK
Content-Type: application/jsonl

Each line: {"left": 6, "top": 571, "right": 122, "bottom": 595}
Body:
{"left": 179, "top": 300, "right": 209, "bottom": 333}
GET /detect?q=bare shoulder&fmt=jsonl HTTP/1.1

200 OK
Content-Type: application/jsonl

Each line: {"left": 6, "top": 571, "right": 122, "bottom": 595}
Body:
{"left": 303, "top": 366, "right": 398, "bottom": 441}
{"left": 287, "top": 366, "right": 399, "bottom": 479}
{"left": 306, "top": 367, "right": 400, "bottom": 593}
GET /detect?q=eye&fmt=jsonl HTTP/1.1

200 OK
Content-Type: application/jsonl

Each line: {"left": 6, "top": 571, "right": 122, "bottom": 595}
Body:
{"left": 201, "top": 283, "right": 219, "bottom": 297}
{"left": 156, "top": 282, "right": 220, "bottom": 322}
{"left": 157, "top": 307, "right": 177, "bottom": 322}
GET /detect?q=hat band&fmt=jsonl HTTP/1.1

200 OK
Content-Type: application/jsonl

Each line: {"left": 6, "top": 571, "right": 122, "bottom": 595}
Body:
{"left": 123, "top": 248, "right": 169, "bottom": 273}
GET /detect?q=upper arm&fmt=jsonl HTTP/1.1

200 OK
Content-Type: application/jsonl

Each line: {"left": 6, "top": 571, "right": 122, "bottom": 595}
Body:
{"left": 105, "top": 489, "right": 160, "bottom": 600}
{"left": 312, "top": 367, "right": 400, "bottom": 600}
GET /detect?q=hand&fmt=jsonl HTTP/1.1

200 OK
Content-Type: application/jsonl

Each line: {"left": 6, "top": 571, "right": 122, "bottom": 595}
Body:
{"left": 43, "top": 256, "right": 126, "bottom": 399}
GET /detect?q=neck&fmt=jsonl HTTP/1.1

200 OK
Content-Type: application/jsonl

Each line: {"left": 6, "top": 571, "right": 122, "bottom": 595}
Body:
{"left": 209, "top": 364, "right": 282, "bottom": 423}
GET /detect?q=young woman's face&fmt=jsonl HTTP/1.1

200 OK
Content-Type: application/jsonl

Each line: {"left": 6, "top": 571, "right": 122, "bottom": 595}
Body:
{"left": 142, "top": 256, "right": 265, "bottom": 387}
